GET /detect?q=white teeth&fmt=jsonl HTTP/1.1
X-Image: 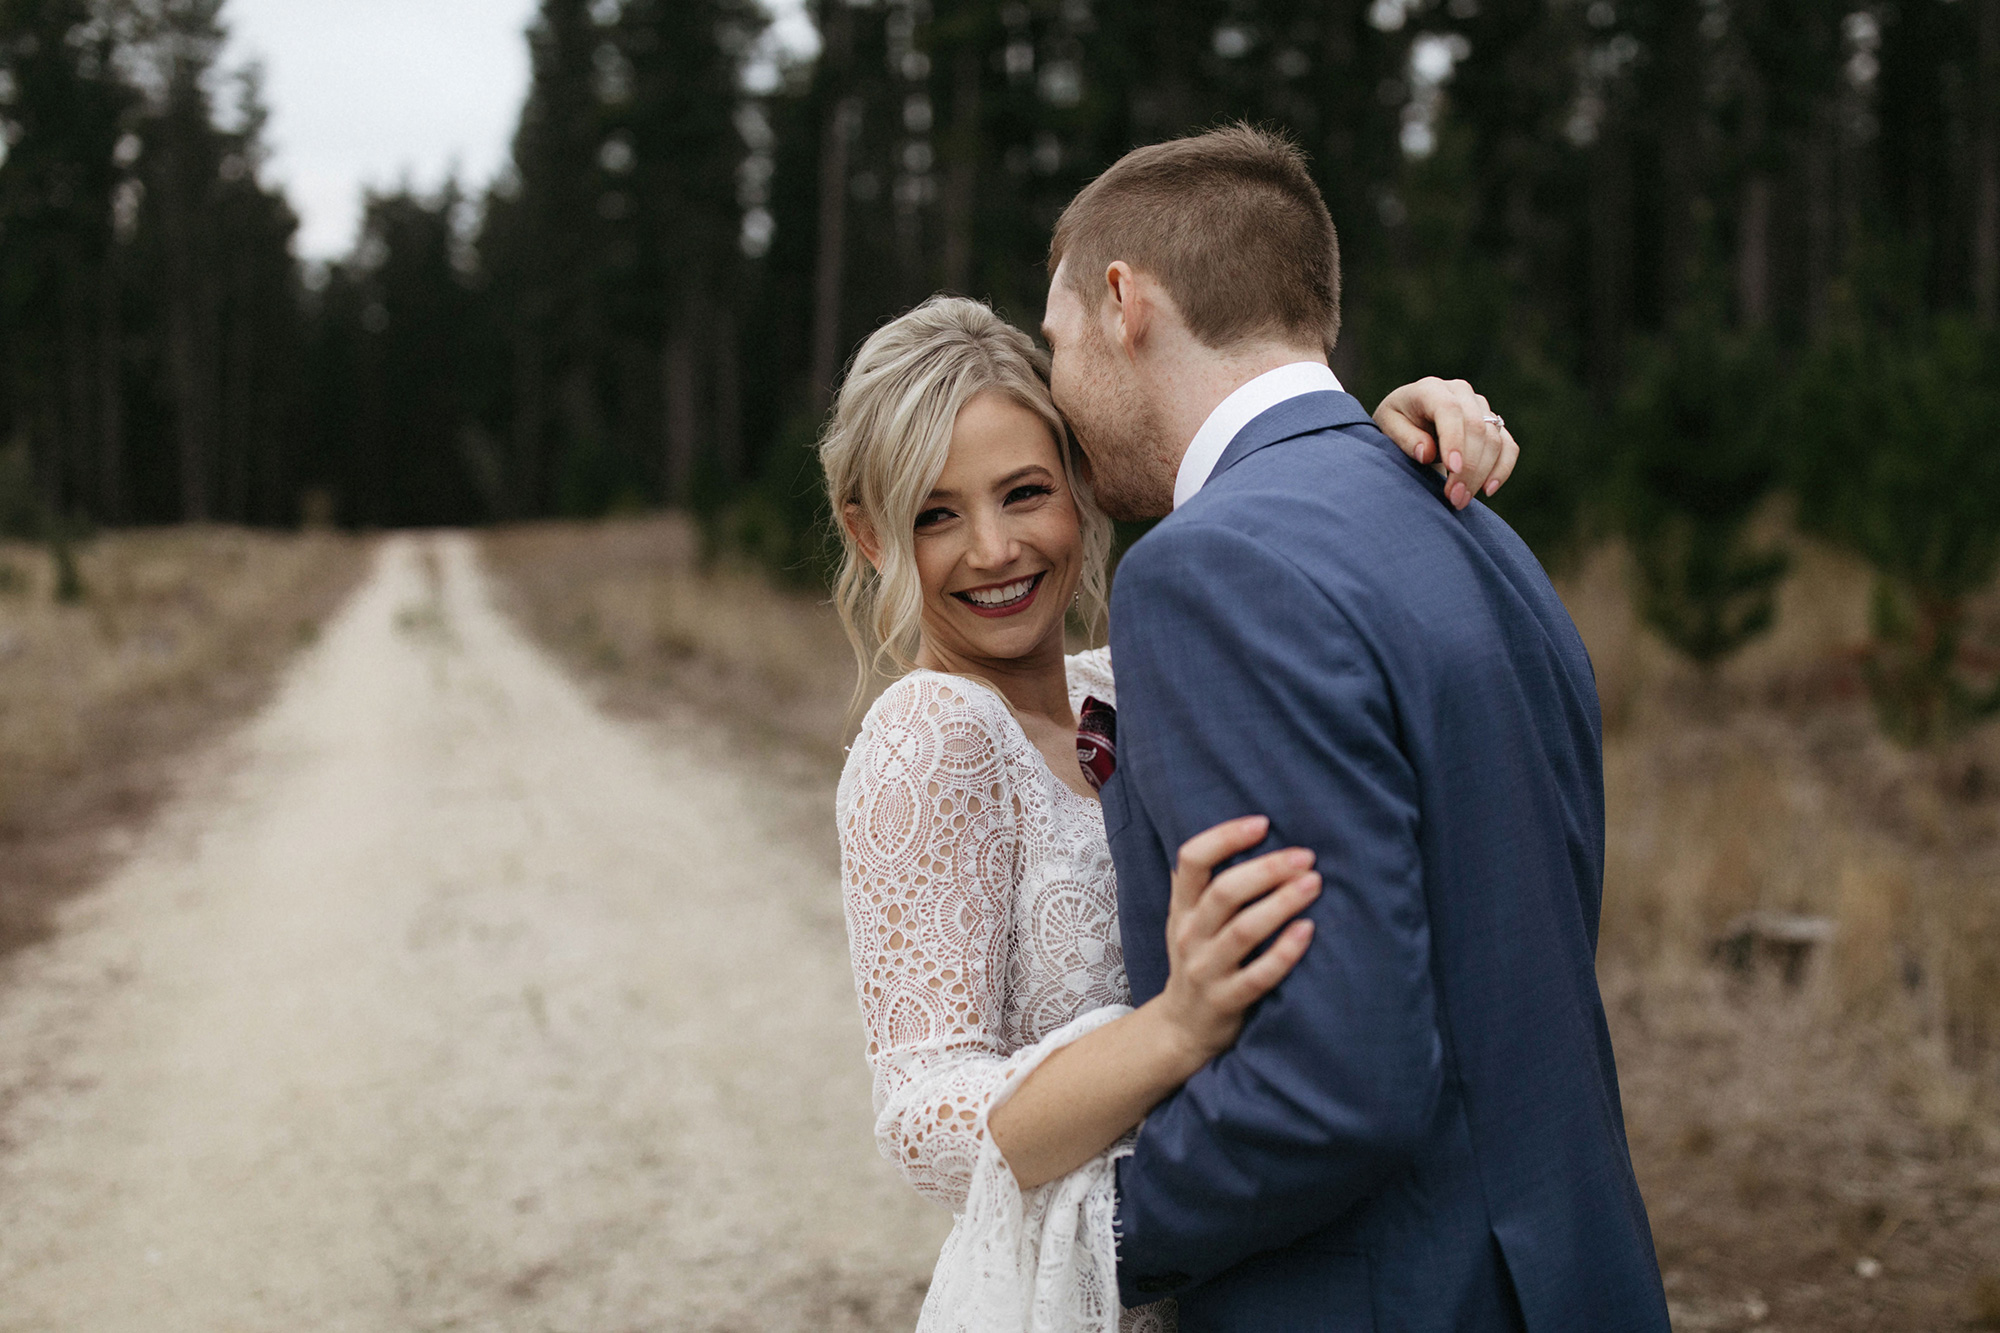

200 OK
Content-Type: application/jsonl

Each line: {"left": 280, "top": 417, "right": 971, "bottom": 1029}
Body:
{"left": 964, "top": 577, "right": 1036, "bottom": 607}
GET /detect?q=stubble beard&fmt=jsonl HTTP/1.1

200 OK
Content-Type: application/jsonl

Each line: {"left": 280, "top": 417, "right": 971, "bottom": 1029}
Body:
{"left": 1063, "top": 348, "right": 1178, "bottom": 523}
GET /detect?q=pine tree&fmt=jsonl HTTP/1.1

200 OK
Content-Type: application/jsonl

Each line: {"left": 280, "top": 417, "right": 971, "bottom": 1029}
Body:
{"left": 1784, "top": 318, "right": 2000, "bottom": 744}
{"left": 116, "top": 0, "right": 299, "bottom": 523}
{"left": 338, "top": 186, "right": 485, "bottom": 527}
{"left": 1618, "top": 312, "right": 1789, "bottom": 670}
{"left": 479, "top": 0, "right": 605, "bottom": 516}
{"left": 0, "top": 0, "right": 134, "bottom": 523}
{"left": 613, "top": 0, "right": 764, "bottom": 499}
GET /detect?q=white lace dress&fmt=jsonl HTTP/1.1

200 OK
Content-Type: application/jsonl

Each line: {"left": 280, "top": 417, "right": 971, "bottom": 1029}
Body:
{"left": 838, "top": 649, "right": 1174, "bottom": 1333}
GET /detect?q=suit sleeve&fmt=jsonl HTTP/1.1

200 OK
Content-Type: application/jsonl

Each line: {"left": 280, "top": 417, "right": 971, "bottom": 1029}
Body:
{"left": 1109, "top": 520, "right": 1443, "bottom": 1302}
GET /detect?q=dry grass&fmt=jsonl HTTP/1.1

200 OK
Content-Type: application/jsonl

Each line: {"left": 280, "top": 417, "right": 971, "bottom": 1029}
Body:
{"left": 1563, "top": 536, "right": 2000, "bottom": 1330}
{"left": 484, "top": 515, "right": 2000, "bottom": 1331}
{"left": 0, "top": 526, "right": 367, "bottom": 957}
{"left": 480, "top": 516, "right": 868, "bottom": 761}
{"left": 1568, "top": 535, "right": 2000, "bottom": 1044}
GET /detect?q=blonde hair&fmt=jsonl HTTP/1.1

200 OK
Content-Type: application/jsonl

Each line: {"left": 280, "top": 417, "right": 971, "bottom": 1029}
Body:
{"left": 819, "top": 295, "right": 1113, "bottom": 701}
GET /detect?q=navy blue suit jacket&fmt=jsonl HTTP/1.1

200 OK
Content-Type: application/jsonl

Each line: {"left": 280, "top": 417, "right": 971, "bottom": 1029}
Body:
{"left": 1103, "top": 392, "right": 1669, "bottom": 1332}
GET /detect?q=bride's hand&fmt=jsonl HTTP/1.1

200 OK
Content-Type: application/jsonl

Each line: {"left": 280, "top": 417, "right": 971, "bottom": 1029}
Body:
{"left": 1155, "top": 815, "right": 1319, "bottom": 1068}
{"left": 984, "top": 815, "right": 1317, "bottom": 1189}
{"left": 1372, "top": 377, "right": 1521, "bottom": 511}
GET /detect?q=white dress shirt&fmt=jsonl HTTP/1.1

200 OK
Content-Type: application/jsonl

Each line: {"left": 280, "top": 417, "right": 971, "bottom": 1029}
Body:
{"left": 1172, "top": 361, "right": 1345, "bottom": 511}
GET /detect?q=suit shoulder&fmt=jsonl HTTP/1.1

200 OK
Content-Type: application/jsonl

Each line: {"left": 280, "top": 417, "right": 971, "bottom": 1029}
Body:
{"left": 1190, "top": 428, "right": 1444, "bottom": 537}
{"left": 1117, "top": 511, "right": 1316, "bottom": 592}
{"left": 1110, "top": 516, "right": 1375, "bottom": 665}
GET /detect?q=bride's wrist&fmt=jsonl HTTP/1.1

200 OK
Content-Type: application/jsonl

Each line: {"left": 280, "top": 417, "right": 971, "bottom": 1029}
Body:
{"left": 1134, "top": 996, "right": 1218, "bottom": 1086}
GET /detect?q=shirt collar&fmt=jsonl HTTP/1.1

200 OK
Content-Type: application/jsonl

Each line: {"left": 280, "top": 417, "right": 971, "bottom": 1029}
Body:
{"left": 1172, "top": 361, "right": 1344, "bottom": 510}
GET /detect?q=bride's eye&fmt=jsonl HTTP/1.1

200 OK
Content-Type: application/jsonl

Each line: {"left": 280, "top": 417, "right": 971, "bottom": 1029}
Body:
{"left": 914, "top": 507, "right": 955, "bottom": 530}
{"left": 1005, "top": 483, "right": 1054, "bottom": 506}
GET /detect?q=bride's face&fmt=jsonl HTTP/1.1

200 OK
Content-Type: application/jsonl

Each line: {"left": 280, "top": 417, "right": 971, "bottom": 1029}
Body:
{"left": 911, "top": 391, "right": 1083, "bottom": 670}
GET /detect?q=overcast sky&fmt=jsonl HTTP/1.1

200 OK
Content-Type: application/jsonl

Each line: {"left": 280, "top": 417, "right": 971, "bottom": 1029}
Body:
{"left": 223, "top": 0, "right": 816, "bottom": 261}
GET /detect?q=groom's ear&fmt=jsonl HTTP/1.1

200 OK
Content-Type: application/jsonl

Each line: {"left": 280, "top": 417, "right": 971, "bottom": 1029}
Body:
{"left": 1103, "top": 260, "right": 1148, "bottom": 358}
{"left": 843, "top": 504, "right": 884, "bottom": 570}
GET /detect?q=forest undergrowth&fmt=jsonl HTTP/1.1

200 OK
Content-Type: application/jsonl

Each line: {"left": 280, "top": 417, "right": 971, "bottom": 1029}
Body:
{"left": 485, "top": 514, "right": 2000, "bottom": 1333}
{"left": 0, "top": 527, "right": 367, "bottom": 959}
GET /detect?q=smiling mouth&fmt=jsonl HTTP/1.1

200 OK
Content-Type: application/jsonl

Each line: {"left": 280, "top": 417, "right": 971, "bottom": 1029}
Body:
{"left": 953, "top": 572, "right": 1046, "bottom": 618}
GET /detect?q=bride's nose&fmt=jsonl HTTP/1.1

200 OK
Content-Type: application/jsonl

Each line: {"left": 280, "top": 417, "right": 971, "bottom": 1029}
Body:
{"left": 963, "top": 508, "right": 1018, "bottom": 571}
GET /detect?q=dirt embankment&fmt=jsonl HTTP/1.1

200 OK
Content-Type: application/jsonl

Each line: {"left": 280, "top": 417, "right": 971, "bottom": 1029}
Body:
{"left": 1567, "top": 538, "right": 2000, "bottom": 1333}
{"left": 0, "top": 526, "right": 366, "bottom": 957}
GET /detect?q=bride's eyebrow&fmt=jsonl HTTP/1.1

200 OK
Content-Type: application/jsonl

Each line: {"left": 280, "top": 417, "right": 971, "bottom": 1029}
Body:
{"left": 993, "top": 466, "right": 1054, "bottom": 489}
{"left": 924, "top": 466, "right": 1053, "bottom": 505}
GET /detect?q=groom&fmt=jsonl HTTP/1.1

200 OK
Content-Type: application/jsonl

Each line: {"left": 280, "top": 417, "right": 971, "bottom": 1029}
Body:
{"left": 1042, "top": 126, "right": 1671, "bottom": 1331}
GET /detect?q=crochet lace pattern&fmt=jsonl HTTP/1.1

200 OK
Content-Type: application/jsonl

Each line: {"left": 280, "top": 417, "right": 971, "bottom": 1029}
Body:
{"left": 838, "top": 650, "right": 1173, "bottom": 1333}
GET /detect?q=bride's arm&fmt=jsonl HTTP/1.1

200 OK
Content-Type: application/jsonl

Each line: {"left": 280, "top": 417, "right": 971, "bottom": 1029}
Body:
{"left": 988, "top": 816, "right": 1318, "bottom": 1191}
{"left": 840, "top": 675, "right": 1076, "bottom": 1208}
{"left": 840, "top": 677, "right": 1316, "bottom": 1205}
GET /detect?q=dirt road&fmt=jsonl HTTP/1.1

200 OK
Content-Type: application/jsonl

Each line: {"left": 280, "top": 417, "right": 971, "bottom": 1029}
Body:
{"left": 0, "top": 533, "right": 945, "bottom": 1331}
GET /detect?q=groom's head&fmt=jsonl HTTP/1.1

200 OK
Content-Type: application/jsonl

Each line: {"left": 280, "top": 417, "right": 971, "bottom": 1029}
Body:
{"left": 1042, "top": 124, "right": 1341, "bottom": 520}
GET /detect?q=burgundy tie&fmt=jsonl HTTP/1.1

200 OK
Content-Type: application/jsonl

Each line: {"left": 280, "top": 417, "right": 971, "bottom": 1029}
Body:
{"left": 1076, "top": 696, "right": 1117, "bottom": 792}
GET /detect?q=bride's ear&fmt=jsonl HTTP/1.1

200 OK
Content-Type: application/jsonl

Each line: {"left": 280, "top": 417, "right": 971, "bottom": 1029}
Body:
{"left": 843, "top": 503, "right": 883, "bottom": 571}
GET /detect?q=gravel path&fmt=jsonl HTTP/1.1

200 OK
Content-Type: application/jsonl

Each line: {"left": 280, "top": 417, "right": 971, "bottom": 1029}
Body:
{"left": 0, "top": 532, "right": 945, "bottom": 1331}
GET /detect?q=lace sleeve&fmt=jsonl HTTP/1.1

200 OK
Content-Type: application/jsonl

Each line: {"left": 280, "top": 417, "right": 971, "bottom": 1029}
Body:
{"left": 841, "top": 673, "right": 1172, "bottom": 1332}
{"left": 839, "top": 675, "right": 1028, "bottom": 1208}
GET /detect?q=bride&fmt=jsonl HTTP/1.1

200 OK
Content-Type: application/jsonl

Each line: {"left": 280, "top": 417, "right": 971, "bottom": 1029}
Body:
{"left": 824, "top": 296, "right": 1514, "bottom": 1332}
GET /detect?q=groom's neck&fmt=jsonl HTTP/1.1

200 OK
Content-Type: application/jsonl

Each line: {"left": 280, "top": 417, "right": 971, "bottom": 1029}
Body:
{"left": 1149, "top": 337, "right": 1331, "bottom": 461}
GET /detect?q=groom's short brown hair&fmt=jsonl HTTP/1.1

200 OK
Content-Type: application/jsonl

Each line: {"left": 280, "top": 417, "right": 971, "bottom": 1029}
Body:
{"left": 1049, "top": 123, "right": 1341, "bottom": 352}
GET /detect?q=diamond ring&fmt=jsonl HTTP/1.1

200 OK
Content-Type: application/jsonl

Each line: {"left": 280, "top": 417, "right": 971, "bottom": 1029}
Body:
{"left": 1483, "top": 412, "right": 1506, "bottom": 428}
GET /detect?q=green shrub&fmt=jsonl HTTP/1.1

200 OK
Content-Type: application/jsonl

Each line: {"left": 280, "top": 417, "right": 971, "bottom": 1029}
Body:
{"left": 1781, "top": 319, "right": 2000, "bottom": 743}
{"left": 0, "top": 442, "right": 88, "bottom": 603}
{"left": 1616, "top": 319, "right": 1790, "bottom": 668}
{"left": 699, "top": 410, "right": 837, "bottom": 588}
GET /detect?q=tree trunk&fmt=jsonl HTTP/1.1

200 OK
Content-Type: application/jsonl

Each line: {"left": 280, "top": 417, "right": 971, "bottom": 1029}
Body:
{"left": 1738, "top": 175, "right": 1773, "bottom": 327}
{"left": 512, "top": 327, "right": 544, "bottom": 517}
{"left": 1588, "top": 132, "right": 1631, "bottom": 404}
{"left": 713, "top": 304, "right": 741, "bottom": 485}
{"left": 809, "top": 0, "right": 859, "bottom": 413}
{"left": 941, "top": 46, "right": 982, "bottom": 295}
{"left": 166, "top": 279, "right": 214, "bottom": 523}
{"left": 810, "top": 96, "right": 860, "bottom": 413}
{"left": 161, "top": 161, "right": 214, "bottom": 523}
{"left": 1804, "top": 117, "right": 1835, "bottom": 332}
{"left": 1976, "top": 0, "right": 1999, "bottom": 326}
{"left": 33, "top": 391, "right": 63, "bottom": 526}
{"left": 97, "top": 255, "right": 124, "bottom": 523}
{"left": 1736, "top": 37, "right": 1773, "bottom": 328}
{"left": 223, "top": 293, "right": 256, "bottom": 523}
{"left": 1655, "top": 0, "right": 1704, "bottom": 319}
{"left": 663, "top": 297, "right": 699, "bottom": 505}
{"left": 61, "top": 255, "right": 94, "bottom": 519}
